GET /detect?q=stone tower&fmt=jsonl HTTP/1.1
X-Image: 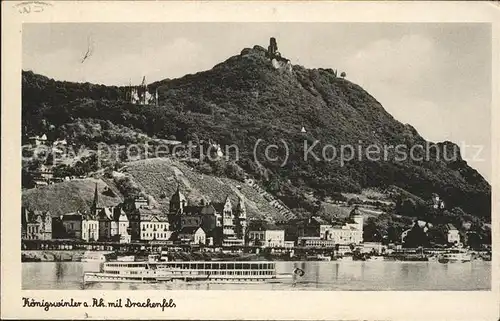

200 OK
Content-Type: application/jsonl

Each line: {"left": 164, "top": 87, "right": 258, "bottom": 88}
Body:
{"left": 169, "top": 185, "right": 186, "bottom": 214}
{"left": 90, "top": 182, "right": 104, "bottom": 217}
{"left": 268, "top": 37, "right": 278, "bottom": 57}
{"left": 349, "top": 206, "right": 364, "bottom": 231}
{"left": 235, "top": 196, "right": 247, "bottom": 240}
{"left": 222, "top": 196, "right": 234, "bottom": 238}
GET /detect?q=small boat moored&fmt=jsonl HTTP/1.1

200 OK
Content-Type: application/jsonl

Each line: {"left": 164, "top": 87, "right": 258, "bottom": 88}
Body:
{"left": 438, "top": 249, "right": 472, "bottom": 263}
{"left": 337, "top": 255, "right": 353, "bottom": 261}
{"left": 366, "top": 255, "right": 385, "bottom": 262}
{"left": 116, "top": 255, "right": 135, "bottom": 262}
{"left": 316, "top": 254, "right": 332, "bottom": 261}
{"left": 81, "top": 251, "right": 114, "bottom": 262}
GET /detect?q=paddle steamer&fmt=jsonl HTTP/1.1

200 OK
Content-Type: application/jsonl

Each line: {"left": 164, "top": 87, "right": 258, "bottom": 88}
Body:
{"left": 83, "top": 255, "right": 297, "bottom": 284}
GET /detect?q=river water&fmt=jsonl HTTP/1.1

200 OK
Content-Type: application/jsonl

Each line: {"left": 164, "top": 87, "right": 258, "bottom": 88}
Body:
{"left": 22, "top": 261, "right": 491, "bottom": 291}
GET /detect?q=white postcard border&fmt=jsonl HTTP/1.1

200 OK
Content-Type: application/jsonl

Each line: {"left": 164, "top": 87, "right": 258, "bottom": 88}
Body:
{"left": 2, "top": 1, "right": 499, "bottom": 320}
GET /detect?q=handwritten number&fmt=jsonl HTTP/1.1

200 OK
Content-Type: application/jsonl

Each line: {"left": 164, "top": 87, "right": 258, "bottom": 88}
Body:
{"left": 15, "top": 2, "right": 51, "bottom": 14}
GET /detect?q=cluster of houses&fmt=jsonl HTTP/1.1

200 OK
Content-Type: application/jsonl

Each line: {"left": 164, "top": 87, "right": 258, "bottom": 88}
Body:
{"left": 21, "top": 183, "right": 367, "bottom": 249}
{"left": 24, "top": 135, "right": 88, "bottom": 188}
{"left": 21, "top": 180, "right": 467, "bottom": 250}
{"left": 275, "top": 210, "right": 364, "bottom": 248}
{"left": 22, "top": 184, "right": 249, "bottom": 246}
{"left": 401, "top": 221, "right": 461, "bottom": 245}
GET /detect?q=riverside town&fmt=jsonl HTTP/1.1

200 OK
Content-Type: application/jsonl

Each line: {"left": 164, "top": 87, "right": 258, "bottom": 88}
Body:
{"left": 21, "top": 36, "right": 492, "bottom": 290}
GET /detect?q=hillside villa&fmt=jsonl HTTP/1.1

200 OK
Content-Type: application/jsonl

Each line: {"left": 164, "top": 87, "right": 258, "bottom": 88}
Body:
{"left": 21, "top": 208, "right": 52, "bottom": 240}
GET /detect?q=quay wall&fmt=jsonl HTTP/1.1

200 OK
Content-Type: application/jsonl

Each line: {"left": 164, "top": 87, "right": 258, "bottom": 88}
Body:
{"left": 21, "top": 250, "right": 293, "bottom": 262}
{"left": 22, "top": 250, "right": 86, "bottom": 262}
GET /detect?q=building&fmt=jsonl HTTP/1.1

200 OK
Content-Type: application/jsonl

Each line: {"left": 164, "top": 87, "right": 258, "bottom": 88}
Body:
{"left": 61, "top": 212, "right": 86, "bottom": 239}
{"left": 81, "top": 214, "right": 99, "bottom": 242}
{"left": 140, "top": 214, "right": 170, "bottom": 241}
{"left": 295, "top": 209, "right": 364, "bottom": 246}
{"left": 178, "top": 227, "right": 206, "bottom": 245}
{"left": 234, "top": 198, "right": 247, "bottom": 240}
{"left": 96, "top": 206, "right": 132, "bottom": 242}
{"left": 168, "top": 186, "right": 188, "bottom": 229}
{"left": 28, "top": 134, "right": 48, "bottom": 146}
{"left": 326, "top": 224, "right": 363, "bottom": 245}
{"left": 134, "top": 195, "right": 149, "bottom": 210}
{"left": 124, "top": 194, "right": 171, "bottom": 242}
{"left": 325, "top": 209, "right": 364, "bottom": 245}
{"left": 219, "top": 196, "right": 246, "bottom": 246}
{"left": 97, "top": 207, "right": 115, "bottom": 240}
{"left": 297, "top": 237, "right": 336, "bottom": 248}
{"left": 361, "top": 242, "right": 384, "bottom": 254}
{"left": 296, "top": 216, "right": 331, "bottom": 239}
{"left": 52, "top": 138, "right": 67, "bottom": 147}
{"left": 129, "top": 76, "right": 158, "bottom": 106}
{"left": 168, "top": 188, "right": 246, "bottom": 246}
{"left": 60, "top": 210, "right": 99, "bottom": 241}
{"left": 117, "top": 209, "right": 131, "bottom": 243}
{"left": 247, "top": 229, "right": 285, "bottom": 248}
{"left": 21, "top": 208, "right": 52, "bottom": 240}
{"left": 336, "top": 244, "right": 353, "bottom": 255}
{"left": 431, "top": 193, "right": 445, "bottom": 209}
{"left": 87, "top": 183, "right": 131, "bottom": 243}
{"left": 127, "top": 195, "right": 150, "bottom": 241}
{"left": 446, "top": 224, "right": 460, "bottom": 244}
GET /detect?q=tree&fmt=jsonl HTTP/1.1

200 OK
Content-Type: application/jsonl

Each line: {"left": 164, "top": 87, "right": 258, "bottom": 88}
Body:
{"left": 22, "top": 169, "right": 35, "bottom": 189}
{"left": 403, "top": 225, "right": 429, "bottom": 248}
{"left": 53, "top": 164, "right": 73, "bottom": 178}
{"left": 340, "top": 72, "right": 346, "bottom": 78}
{"left": 314, "top": 189, "right": 327, "bottom": 202}
{"left": 466, "top": 232, "right": 482, "bottom": 249}
{"left": 427, "top": 225, "right": 447, "bottom": 246}
{"left": 363, "top": 221, "right": 383, "bottom": 242}
{"left": 386, "top": 226, "right": 401, "bottom": 243}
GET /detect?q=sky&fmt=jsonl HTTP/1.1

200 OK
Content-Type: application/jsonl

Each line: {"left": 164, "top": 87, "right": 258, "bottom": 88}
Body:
{"left": 22, "top": 23, "right": 492, "bottom": 181}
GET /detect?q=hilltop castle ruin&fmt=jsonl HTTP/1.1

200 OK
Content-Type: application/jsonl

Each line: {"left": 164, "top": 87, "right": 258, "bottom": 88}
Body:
{"left": 266, "top": 37, "right": 292, "bottom": 72}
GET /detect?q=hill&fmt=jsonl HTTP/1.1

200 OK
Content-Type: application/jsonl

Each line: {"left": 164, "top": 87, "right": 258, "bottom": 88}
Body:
{"left": 123, "top": 158, "right": 291, "bottom": 221}
{"left": 22, "top": 178, "right": 123, "bottom": 216}
{"left": 21, "top": 157, "right": 291, "bottom": 222}
{"left": 21, "top": 43, "right": 491, "bottom": 221}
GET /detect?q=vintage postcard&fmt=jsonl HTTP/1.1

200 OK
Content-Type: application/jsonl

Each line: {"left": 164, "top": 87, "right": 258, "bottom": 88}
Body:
{"left": 2, "top": 1, "right": 499, "bottom": 320}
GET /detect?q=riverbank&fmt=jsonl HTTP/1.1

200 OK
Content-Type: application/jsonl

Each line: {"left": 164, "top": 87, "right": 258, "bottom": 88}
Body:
{"left": 22, "top": 249, "right": 491, "bottom": 262}
{"left": 22, "top": 250, "right": 86, "bottom": 262}
{"left": 21, "top": 250, "right": 293, "bottom": 262}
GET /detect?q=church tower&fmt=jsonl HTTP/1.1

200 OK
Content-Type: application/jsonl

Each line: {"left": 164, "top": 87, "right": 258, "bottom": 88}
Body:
{"left": 222, "top": 196, "right": 234, "bottom": 238}
{"left": 169, "top": 185, "right": 186, "bottom": 214}
{"left": 235, "top": 196, "right": 247, "bottom": 240}
{"left": 349, "top": 206, "right": 364, "bottom": 231}
{"left": 90, "top": 182, "right": 104, "bottom": 218}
